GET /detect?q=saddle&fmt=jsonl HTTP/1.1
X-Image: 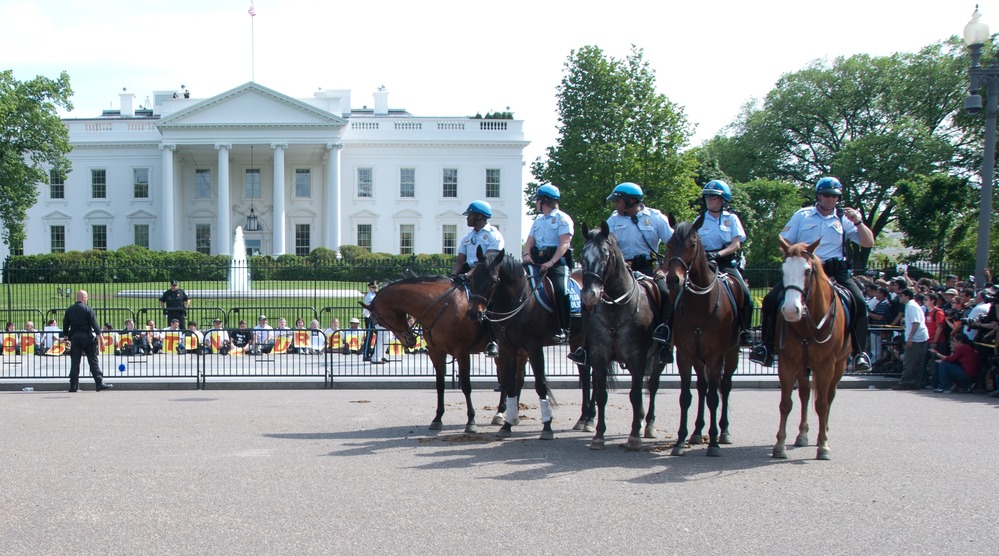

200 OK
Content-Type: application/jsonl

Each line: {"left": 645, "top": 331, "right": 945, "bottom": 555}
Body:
{"left": 831, "top": 281, "right": 856, "bottom": 329}
{"left": 525, "top": 265, "right": 581, "bottom": 316}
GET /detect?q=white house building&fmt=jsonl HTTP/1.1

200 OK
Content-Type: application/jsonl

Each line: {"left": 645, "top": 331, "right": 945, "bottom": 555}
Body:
{"left": 11, "top": 82, "right": 527, "bottom": 258}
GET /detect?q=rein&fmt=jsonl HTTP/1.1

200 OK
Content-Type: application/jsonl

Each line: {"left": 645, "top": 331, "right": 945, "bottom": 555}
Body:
{"left": 669, "top": 250, "right": 724, "bottom": 365}
{"left": 583, "top": 247, "right": 639, "bottom": 306}
{"left": 470, "top": 265, "right": 544, "bottom": 323}
{"left": 779, "top": 255, "right": 840, "bottom": 370}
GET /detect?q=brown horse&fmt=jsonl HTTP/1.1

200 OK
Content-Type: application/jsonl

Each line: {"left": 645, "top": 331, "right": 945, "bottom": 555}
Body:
{"left": 362, "top": 275, "right": 513, "bottom": 432}
{"left": 663, "top": 216, "right": 744, "bottom": 457}
{"left": 772, "top": 237, "right": 850, "bottom": 460}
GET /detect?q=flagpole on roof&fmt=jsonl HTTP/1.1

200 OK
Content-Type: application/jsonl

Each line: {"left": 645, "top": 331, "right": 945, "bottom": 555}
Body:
{"left": 248, "top": 3, "right": 257, "bottom": 81}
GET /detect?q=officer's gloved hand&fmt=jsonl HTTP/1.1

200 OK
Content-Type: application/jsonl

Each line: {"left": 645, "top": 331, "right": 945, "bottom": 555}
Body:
{"left": 705, "top": 251, "right": 720, "bottom": 262}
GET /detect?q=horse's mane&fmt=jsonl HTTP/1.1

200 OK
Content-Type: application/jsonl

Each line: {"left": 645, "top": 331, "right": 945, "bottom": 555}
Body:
{"left": 670, "top": 221, "right": 698, "bottom": 247}
{"left": 784, "top": 242, "right": 830, "bottom": 282}
{"left": 383, "top": 274, "right": 454, "bottom": 287}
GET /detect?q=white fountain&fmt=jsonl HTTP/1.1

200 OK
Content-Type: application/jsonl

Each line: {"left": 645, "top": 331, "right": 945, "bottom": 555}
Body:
{"left": 228, "top": 226, "right": 251, "bottom": 292}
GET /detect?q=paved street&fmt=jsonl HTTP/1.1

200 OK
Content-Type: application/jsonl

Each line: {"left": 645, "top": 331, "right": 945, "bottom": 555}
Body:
{"left": 2, "top": 386, "right": 997, "bottom": 555}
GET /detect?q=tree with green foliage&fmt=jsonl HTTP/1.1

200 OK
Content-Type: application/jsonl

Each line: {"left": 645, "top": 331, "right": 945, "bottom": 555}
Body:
{"left": 0, "top": 70, "right": 73, "bottom": 250}
{"left": 730, "top": 179, "right": 804, "bottom": 266}
{"left": 530, "top": 45, "right": 698, "bottom": 245}
{"left": 710, "top": 40, "right": 971, "bottom": 267}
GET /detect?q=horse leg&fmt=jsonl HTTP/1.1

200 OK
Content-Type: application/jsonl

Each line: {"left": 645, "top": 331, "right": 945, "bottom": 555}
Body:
{"left": 457, "top": 355, "right": 477, "bottom": 434}
{"left": 705, "top": 376, "right": 722, "bottom": 457}
{"left": 689, "top": 370, "right": 708, "bottom": 445}
{"left": 813, "top": 367, "right": 835, "bottom": 460}
{"left": 718, "top": 352, "right": 737, "bottom": 445}
{"left": 794, "top": 373, "right": 811, "bottom": 448}
{"left": 429, "top": 350, "right": 447, "bottom": 431}
{"left": 644, "top": 361, "right": 664, "bottom": 439}
{"left": 529, "top": 348, "right": 554, "bottom": 440}
{"left": 625, "top": 368, "right": 647, "bottom": 451}
{"left": 589, "top": 365, "right": 609, "bottom": 450}
{"left": 573, "top": 363, "right": 596, "bottom": 432}
{"left": 671, "top": 365, "right": 693, "bottom": 456}
{"left": 772, "top": 368, "right": 795, "bottom": 459}
{"left": 496, "top": 353, "right": 519, "bottom": 438}
{"left": 491, "top": 353, "right": 506, "bottom": 426}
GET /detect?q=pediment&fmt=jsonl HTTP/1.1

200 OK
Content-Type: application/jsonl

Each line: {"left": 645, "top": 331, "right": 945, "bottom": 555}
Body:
{"left": 157, "top": 82, "right": 346, "bottom": 129}
{"left": 436, "top": 210, "right": 464, "bottom": 219}
{"left": 393, "top": 209, "right": 422, "bottom": 219}
{"left": 127, "top": 209, "right": 157, "bottom": 219}
{"left": 352, "top": 209, "right": 380, "bottom": 219}
{"left": 42, "top": 210, "right": 72, "bottom": 220}
{"left": 85, "top": 209, "right": 115, "bottom": 220}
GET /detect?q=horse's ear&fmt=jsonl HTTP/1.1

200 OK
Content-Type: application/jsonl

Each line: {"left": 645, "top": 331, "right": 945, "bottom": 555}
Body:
{"left": 476, "top": 245, "right": 485, "bottom": 260}
{"left": 666, "top": 212, "right": 676, "bottom": 228}
{"left": 692, "top": 213, "right": 705, "bottom": 231}
{"left": 599, "top": 220, "right": 610, "bottom": 237}
{"left": 778, "top": 235, "right": 791, "bottom": 256}
{"left": 805, "top": 238, "right": 821, "bottom": 255}
{"left": 581, "top": 223, "right": 589, "bottom": 237}
{"left": 492, "top": 249, "right": 505, "bottom": 267}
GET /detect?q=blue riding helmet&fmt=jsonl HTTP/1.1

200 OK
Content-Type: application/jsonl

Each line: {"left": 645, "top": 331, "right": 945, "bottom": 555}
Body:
{"left": 536, "top": 184, "right": 561, "bottom": 200}
{"left": 701, "top": 180, "right": 732, "bottom": 202}
{"left": 815, "top": 177, "right": 843, "bottom": 196}
{"left": 606, "top": 182, "right": 644, "bottom": 202}
{"left": 463, "top": 200, "right": 493, "bottom": 218}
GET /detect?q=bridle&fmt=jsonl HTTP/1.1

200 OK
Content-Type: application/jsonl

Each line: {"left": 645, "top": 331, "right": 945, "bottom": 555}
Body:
{"left": 467, "top": 262, "right": 541, "bottom": 323}
{"left": 582, "top": 239, "right": 638, "bottom": 306}
{"left": 668, "top": 252, "right": 718, "bottom": 296}
{"left": 780, "top": 253, "right": 838, "bottom": 346}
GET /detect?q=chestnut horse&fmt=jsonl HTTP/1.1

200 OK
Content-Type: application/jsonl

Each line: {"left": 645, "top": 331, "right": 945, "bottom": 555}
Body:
{"left": 772, "top": 237, "right": 850, "bottom": 460}
{"left": 466, "top": 249, "right": 591, "bottom": 440}
{"left": 362, "top": 275, "right": 515, "bottom": 432}
{"left": 663, "top": 216, "right": 744, "bottom": 457}
{"left": 579, "top": 222, "right": 666, "bottom": 450}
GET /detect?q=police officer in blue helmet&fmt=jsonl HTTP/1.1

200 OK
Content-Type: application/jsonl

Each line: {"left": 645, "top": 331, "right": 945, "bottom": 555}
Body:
{"left": 454, "top": 200, "right": 505, "bottom": 357}
{"left": 697, "top": 180, "right": 754, "bottom": 346}
{"left": 569, "top": 182, "right": 673, "bottom": 364}
{"left": 523, "top": 184, "right": 574, "bottom": 343}
{"left": 749, "top": 177, "right": 874, "bottom": 371}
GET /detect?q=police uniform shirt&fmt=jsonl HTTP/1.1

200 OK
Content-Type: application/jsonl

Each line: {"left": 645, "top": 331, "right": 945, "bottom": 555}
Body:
{"left": 529, "top": 208, "right": 574, "bottom": 248}
{"left": 780, "top": 206, "right": 859, "bottom": 262}
{"left": 62, "top": 301, "right": 100, "bottom": 338}
{"left": 699, "top": 210, "right": 746, "bottom": 252}
{"left": 458, "top": 223, "right": 505, "bottom": 266}
{"left": 606, "top": 206, "right": 673, "bottom": 260}
{"left": 159, "top": 288, "right": 189, "bottom": 309}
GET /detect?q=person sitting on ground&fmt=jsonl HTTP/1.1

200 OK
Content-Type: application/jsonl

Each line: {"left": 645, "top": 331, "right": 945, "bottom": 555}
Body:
{"left": 187, "top": 321, "right": 204, "bottom": 354}
{"left": 308, "top": 318, "right": 325, "bottom": 355}
{"left": 23, "top": 321, "right": 40, "bottom": 356}
{"left": 324, "top": 318, "right": 340, "bottom": 354}
{"left": 929, "top": 333, "right": 980, "bottom": 393}
{"left": 230, "top": 319, "right": 253, "bottom": 354}
{"left": 3, "top": 321, "right": 21, "bottom": 355}
{"left": 100, "top": 322, "right": 120, "bottom": 355}
{"left": 41, "top": 318, "right": 62, "bottom": 355}
{"left": 275, "top": 317, "right": 293, "bottom": 353}
{"left": 146, "top": 319, "right": 163, "bottom": 354}
{"left": 252, "top": 315, "right": 274, "bottom": 354}
{"left": 204, "top": 318, "right": 230, "bottom": 355}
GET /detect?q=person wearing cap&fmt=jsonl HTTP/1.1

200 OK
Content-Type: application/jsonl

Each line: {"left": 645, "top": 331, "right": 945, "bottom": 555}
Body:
{"left": 453, "top": 200, "right": 506, "bottom": 357}
{"left": 159, "top": 279, "right": 190, "bottom": 329}
{"left": 204, "top": 318, "right": 230, "bottom": 355}
{"left": 523, "top": 184, "right": 574, "bottom": 343}
{"left": 362, "top": 282, "right": 378, "bottom": 361}
{"left": 750, "top": 177, "right": 875, "bottom": 371}
{"left": 252, "top": 315, "right": 274, "bottom": 354}
{"left": 343, "top": 317, "right": 364, "bottom": 354}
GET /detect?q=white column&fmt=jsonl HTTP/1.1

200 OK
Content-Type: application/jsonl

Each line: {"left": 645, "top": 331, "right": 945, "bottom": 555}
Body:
{"left": 159, "top": 144, "right": 176, "bottom": 251}
{"left": 325, "top": 143, "right": 342, "bottom": 249}
{"left": 215, "top": 144, "right": 232, "bottom": 255}
{"left": 271, "top": 143, "right": 287, "bottom": 256}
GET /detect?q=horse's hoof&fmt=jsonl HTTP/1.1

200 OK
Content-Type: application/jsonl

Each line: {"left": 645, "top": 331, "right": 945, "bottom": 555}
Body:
{"left": 625, "top": 436, "right": 642, "bottom": 451}
{"left": 583, "top": 420, "right": 595, "bottom": 433}
{"left": 539, "top": 430, "right": 554, "bottom": 441}
{"left": 719, "top": 432, "right": 732, "bottom": 445}
{"left": 429, "top": 421, "right": 443, "bottom": 431}
{"left": 465, "top": 423, "right": 478, "bottom": 434}
{"left": 816, "top": 448, "right": 831, "bottom": 460}
{"left": 688, "top": 434, "right": 704, "bottom": 445}
{"left": 772, "top": 448, "right": 788, "bottom": 459}
{"left": 589, "top": 438, "right": 606, "bottom": 450}
{"left": 706, "top": 445, "right": 722, "bottom": 457}
{"left": 495, "top": 427, "right": 512, "bottom": 439}
{"left": 670, "top": 445, "right": 686, "bottom": 457}
{"left": 572, "top": 418, "right": 586, "bottom": 431}
{"left": 794, "top": 435, "right": 809, "bottom": 448}
{"left": 643, "top": 427, "right": 657, "bottom": 439}
{"left": 491, "top": 414, "right": 505, "bottom": 426}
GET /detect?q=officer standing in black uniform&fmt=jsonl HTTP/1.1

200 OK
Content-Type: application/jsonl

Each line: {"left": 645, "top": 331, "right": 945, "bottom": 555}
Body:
{"left": 62, "top": 289, "right": 112, "bottom": 392}
{"left": 159, "top": 279, "right": 190, "bottom": 329}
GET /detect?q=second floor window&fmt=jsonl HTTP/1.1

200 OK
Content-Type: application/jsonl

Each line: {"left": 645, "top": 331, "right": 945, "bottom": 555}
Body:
{"left": 49, "top": 169, "right": 64, "bottom": 199}
{"left": 195, "top": 169, "right": 212, "bottom": 199}
{"left": 486, "top": 168, "right": 501, "bottom": 198}
{"left": 133, "top": 168, "right": 149, "bottom": 199}
{"left": 91, "top": 169, "right": 107, "bottom": 199}
{"left": 245, "top": 169, "right": 261, "bottom": 199}
{"left": 295, "top": 169, "right": 312, "bottom": 198}
{"left": 442, "top": 168, "right": 457, "bottom": 198}
{"left": 357, "top": 168, "right": 373, "bottom": 198}
{"left": 400, "top": 168, "right": 415, "bottom": 198}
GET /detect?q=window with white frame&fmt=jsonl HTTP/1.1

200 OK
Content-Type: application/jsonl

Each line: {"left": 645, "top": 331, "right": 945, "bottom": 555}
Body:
{"left": 245, "top": 169, "right": 261, "bottom": 199}
{"left": 399, "top": 224, "right": 415, "bottom": 255}
{"left": 400, "top": 168, "right": 415, "bottom": 198}
{"left": 91, "top": 169, "right": 107, "bottom": 199}
{"left": 357, "top": 168, "right": 373, "bottom": 198}
{"left": 195, "top": 169, "right": 212, "bottom": 199}
{"left": 51, "top": 225, "right": 65, "bottom": 253}
{"left": 133, "top": 168, "right": 149, "bottom": 199}
{"left": 295, "top": 169, "right": 312, "bottom": 198}
{"left": 92, "top": 224, "right": 107, "bottom": 250}
{"left": 442, "top": 224, "right": 457, "bottom": 255}
{"left": 485, "top": 168, "right": 501, "bottom": 198}
{"left": 49, "top": 169, "right": 64, "bottom": 199}
{"left": 442, "top": 168, "right": 457, "bottom": 198}
{"left": 357, "top": 224, "right": 372, "bottom": 252}
{"left": 295, "top": 224, "right": 311, "bottom": 256}
{"left": 195, "top": 224, "right": 211, "bottom": 255}
{"left": 134, "top": 224, "right": 150, "bottom": 249}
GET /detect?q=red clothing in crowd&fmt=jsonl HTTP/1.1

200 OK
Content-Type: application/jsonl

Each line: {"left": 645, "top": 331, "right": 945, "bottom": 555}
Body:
{"left": 942, "top": 343, "right": 980, "bottom": 377}
{"left": 925, "top": 307, "right": 946, "bottom": 342}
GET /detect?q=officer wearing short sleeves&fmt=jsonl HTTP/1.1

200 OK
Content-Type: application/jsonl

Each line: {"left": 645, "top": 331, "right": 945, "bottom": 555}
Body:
{"left": 453, "top": 200, "right": 505, "bottom": 275}
{"left": 699, "top": 180, "right": 753, "bottom": 344}
{"left": 523, "top": 185, "right": 573, "bottom": 342}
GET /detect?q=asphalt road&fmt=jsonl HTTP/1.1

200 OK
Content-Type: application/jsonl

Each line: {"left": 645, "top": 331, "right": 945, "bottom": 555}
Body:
{"left": 2, "top": 386, "right": 996, "bottom": 555}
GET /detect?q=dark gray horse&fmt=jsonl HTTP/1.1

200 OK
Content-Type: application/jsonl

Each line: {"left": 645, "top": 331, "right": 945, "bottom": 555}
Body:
{"left": 579, "top": 222, "right": 666, "bottom": 450}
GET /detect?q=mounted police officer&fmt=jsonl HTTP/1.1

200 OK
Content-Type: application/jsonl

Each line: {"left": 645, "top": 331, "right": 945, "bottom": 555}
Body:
{"left": 749, "top": 177, "right": 874, "bottom": 371}
{"left": 62, "top": 289, "right": 113, "bottom": 392}
{"left": 698, "top": 180, "right": 754, "bottom": 346}
{"left": 569, "top": 182, "right": 673, "bottom": 364}
{"left": 523, "top": 184, "right": 573, "bottom": 343}
{"left": 453, "top": 200, "right": 506, "bottom": 357}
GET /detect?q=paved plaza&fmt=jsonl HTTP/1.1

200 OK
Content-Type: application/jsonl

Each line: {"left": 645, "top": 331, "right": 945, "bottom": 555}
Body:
{"left": 2, "top": 386, "right": 997, "bottom": 554}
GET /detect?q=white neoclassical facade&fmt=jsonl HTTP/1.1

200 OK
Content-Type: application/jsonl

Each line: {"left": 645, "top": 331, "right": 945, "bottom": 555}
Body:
{"left": 11, "top": 82, "right": 527, "bottom": 258}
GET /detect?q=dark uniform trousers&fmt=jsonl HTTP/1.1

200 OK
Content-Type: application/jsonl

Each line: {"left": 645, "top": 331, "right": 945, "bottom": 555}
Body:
{"left": 69, "top": 332, "right": 104, "bottom": 389}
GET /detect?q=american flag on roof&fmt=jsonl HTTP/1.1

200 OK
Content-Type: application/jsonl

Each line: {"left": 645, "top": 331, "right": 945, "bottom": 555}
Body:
{"left": 248, "top": 4, "right": 257, "bottom": 16}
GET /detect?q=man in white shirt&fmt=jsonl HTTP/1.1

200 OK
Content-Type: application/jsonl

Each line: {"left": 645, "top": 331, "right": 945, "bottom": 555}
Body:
{"left": 893, "top": 288, "right": 929, "bottom": 390}
{"left": 964, "top": 291, "right": 991, "bottom": 341}
{"left": 253, "top": 315, "right": 275, "bottom": 354}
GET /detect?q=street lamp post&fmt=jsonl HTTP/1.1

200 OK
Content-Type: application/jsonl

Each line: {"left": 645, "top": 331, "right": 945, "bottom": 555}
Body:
{"left": 964, "top": 6, "right": 997, "bottom": 286}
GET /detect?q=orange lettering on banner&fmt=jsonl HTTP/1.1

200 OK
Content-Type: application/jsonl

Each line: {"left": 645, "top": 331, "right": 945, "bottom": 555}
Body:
{"left": 273, "top": 336, "right": 291, "bottom": 354}
{"left": 293, "top": 331, "right": 310, "bottom": 348}
{"left": 328, "top": 332, "right": 342, "bottom": 350}
{"left": 99, "top": 334, "right": 116, "bottom": 355}
{"left": 184, "top": 334, "right": 199, "bottom": 351}
{"left": 2, "top": 334, "right": 17, "bottom": 355}
{"left": 47, "top": 339, "right": 67, "bottom": 356}
{"left": 207, "top": 333, "right": 224, "bottom": 352}
{"left": 20, "top": 335, "right": 35, "bottom": 355}
{"left": 163, "top": 332, "right": 181, "bottom": 354}
{"left": 345, "top": 332, "right": 362, "bottom": 352}
{"left": 387, "top": 340, "right": 404, "bottom": 356}
{"left": 117, "top": 336, "right": 133, "bottom": 351}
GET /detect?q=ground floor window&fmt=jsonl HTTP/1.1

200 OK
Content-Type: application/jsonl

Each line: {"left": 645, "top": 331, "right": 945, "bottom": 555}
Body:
{"left": 295, "top": 224, "right": 311, "bottom": 256}
{"left": 195, "top": 223, "right": 211, "bottom": 255}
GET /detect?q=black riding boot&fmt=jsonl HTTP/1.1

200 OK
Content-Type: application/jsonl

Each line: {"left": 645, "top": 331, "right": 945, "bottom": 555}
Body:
{"left": 749, "top": 309, "right": 775, "bottom": 367}
{"left": 852, "top": 312, "right": 872, "bottom": 372}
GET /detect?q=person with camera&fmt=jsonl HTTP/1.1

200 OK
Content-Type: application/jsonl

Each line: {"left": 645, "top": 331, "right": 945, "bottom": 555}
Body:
{"left": 750, "top": 177, "right": 874, "bottom": 371}
{"left": 929, "top": 333, "right": 980, "bottom": 393}
{"left": 522, "top": 184, "right": 574, "bottom": 344}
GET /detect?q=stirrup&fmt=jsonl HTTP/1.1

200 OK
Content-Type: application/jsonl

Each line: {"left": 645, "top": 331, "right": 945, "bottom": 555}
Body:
{"left": 749, "top": 344, "right": 774, "bottom": 367}
{"left": 567, "top": 348, "right": 587, "bottom": 365}
{"left": 552, "top": 330, "right": 568, "bottom": 343}
{"left": 485, "top": 342, "right": 498, "bottom": 358}
{"left": 658, "top": 345, "right": 673, "bottom": 364}
{"left": 652, "top": 324, "right": 671, "bottom": 344}
{"left": 853, "top": 353, "right": 872, "bottom": 372}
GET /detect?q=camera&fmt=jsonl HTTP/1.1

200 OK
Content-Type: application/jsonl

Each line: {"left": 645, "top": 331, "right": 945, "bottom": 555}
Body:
{"left": 966, "top": 94, "right": 984, "bottom": 116}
